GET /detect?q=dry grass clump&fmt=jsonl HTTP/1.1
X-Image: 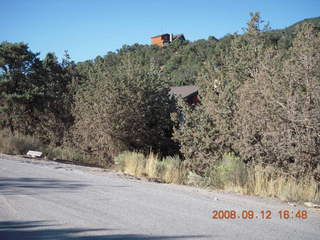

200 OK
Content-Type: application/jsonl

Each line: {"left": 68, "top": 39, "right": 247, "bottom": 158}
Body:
{"left": 202, "top": 156, "right": 320, "bottom": 202}
{"left": 114, "top": 151, "right": 146, "bottom": 176}
{"left": 156, "top": 156, "right": 188, "bottom": 184}
{"left": 114, "top": 151, "right": 187, "bottom": 184}
{"left": 0, "top": 129, "right": 44, "bottom": 155}
{"left": 145, "top": 152, "right": 158, "bottom": 178}
{"left": 44, "top": 146, "right": 97, "bottom": 166}
{"left": 247, "top": 165, "right": 320, "bottom": 202}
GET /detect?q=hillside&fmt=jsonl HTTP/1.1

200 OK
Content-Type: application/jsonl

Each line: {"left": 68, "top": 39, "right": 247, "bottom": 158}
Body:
{"left": 285, "top": 16, "right": 320, "bottom": 32}
{"left": 79, "top": 16, "right": 320, "bottom": 87}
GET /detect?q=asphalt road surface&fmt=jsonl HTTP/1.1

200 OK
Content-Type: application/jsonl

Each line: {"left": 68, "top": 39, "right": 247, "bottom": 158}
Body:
{"left": 0, "top": 154, "right": 319, "bottom": 240}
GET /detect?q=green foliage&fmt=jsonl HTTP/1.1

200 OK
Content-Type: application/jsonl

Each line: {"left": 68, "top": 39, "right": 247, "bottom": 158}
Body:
{"left": 193, "top": 13, "right": 270, "bottom": 158}
{"left": 172, "top": 99, "right": 220, "bottom": 175}
{"left": 0, "top": 42, "right": 41, "bottom": 133}
{"left": 235, "top": 23, "right": 320, "bottom": 179}
{"left": 173, "top": 13, "right": 269, "bottom": 176}
{"left": 0, "top": 42, "right": 75, "bottom": 144}
{"left": 72, "top": 53, "right": 177, "bottom": 163}
{"left": 173, "top": 13, "right": 320, "bottom": 182}
{"left": 204, "top": 153, "right": 247, "bottom": 188}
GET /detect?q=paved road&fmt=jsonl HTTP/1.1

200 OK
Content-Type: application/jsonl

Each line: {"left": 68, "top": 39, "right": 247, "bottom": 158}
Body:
{"left": 0, "top": 154, "right": 319, "bottom": 240}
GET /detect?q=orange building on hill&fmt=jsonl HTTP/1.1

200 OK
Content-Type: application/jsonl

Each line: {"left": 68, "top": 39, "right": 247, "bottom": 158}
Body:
{"left": 151, "top": 33, "right": 185, "bottom": 47}
{"left": 151, "top": 34, "right": 170, "bottom": 47}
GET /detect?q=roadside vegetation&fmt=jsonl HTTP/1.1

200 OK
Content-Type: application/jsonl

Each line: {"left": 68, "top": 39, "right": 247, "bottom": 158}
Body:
{"left": 1, "top": 13, "right": 319, "bottom": 202}
{"left": 115, "top": 152, "right": 187, "bottom": 184}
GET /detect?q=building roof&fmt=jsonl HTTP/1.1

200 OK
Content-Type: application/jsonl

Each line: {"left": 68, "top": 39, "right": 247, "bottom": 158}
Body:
{"left": 151, "top": 33, "right": 169, "bottom": 39}
{"left": 169, "top": 85, "right": 198, "bottom": 98}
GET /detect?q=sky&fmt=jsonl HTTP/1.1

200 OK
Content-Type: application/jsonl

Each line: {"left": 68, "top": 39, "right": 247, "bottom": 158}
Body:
{"left": 1, "top": 0, "right": 319, "bottom": 62}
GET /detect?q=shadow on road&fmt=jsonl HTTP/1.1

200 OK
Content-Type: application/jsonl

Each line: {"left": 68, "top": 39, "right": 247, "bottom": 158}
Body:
{"left": 0, "top": 177, "right": 89, "bottom": 195}
{"left": 0, "top": 221, "right": 208, "bottom": 240}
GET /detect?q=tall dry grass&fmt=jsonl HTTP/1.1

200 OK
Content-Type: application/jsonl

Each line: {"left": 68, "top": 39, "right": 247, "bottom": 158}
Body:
{"left": 0, "top": 129, "right": 44, "bottom": 155}
{"left": 44, "top": 146, "right": 97, "bottom": 166}
{"left": 246, "top": 165, "right": 320, "bottom": 202}
{"left": 201, "top": 153, "right": 320, "bottom": 202}
{"left": 156, "top": 156, "right": 188, "bottom": 184}
{"left": 114, "top": 151, "right": 187, "bottom": 184}
{"left": 0, "top": 129, "right": 96, "bottom": 166}
{"left": 115, "top": 150, "right": 319, "bottom": 202}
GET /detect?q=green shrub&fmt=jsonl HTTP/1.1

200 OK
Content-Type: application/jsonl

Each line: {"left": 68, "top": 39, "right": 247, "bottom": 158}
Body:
{"left": 72, "top": 55, "right": 177, "bottom": 163}
{"left": 204, "top": 153, "right": 247, "bottom": 189}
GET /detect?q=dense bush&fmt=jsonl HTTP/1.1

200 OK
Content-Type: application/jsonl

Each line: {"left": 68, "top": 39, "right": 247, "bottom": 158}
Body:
{"left": 235, "top": 24, "right": 320, "bottom": 179}
{"left": 172, "top": 100, "right": 220, "bottom": 175}
{"left": 71, "top": 54, "right": 177, "bottom": 163}
{"left": 0, "top": 43, "right": 75, "bottom": 144}
{"left": 173, "top": 14, "right": 320, "bottom": 181}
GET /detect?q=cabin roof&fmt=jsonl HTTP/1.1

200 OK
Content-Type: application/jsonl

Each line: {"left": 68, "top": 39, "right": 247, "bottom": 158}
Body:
{"left": 169, "top": 85, "right": 198, "bottom": 98}
{"left": 151, "top": 33, "right": 169, "bottom": 39}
